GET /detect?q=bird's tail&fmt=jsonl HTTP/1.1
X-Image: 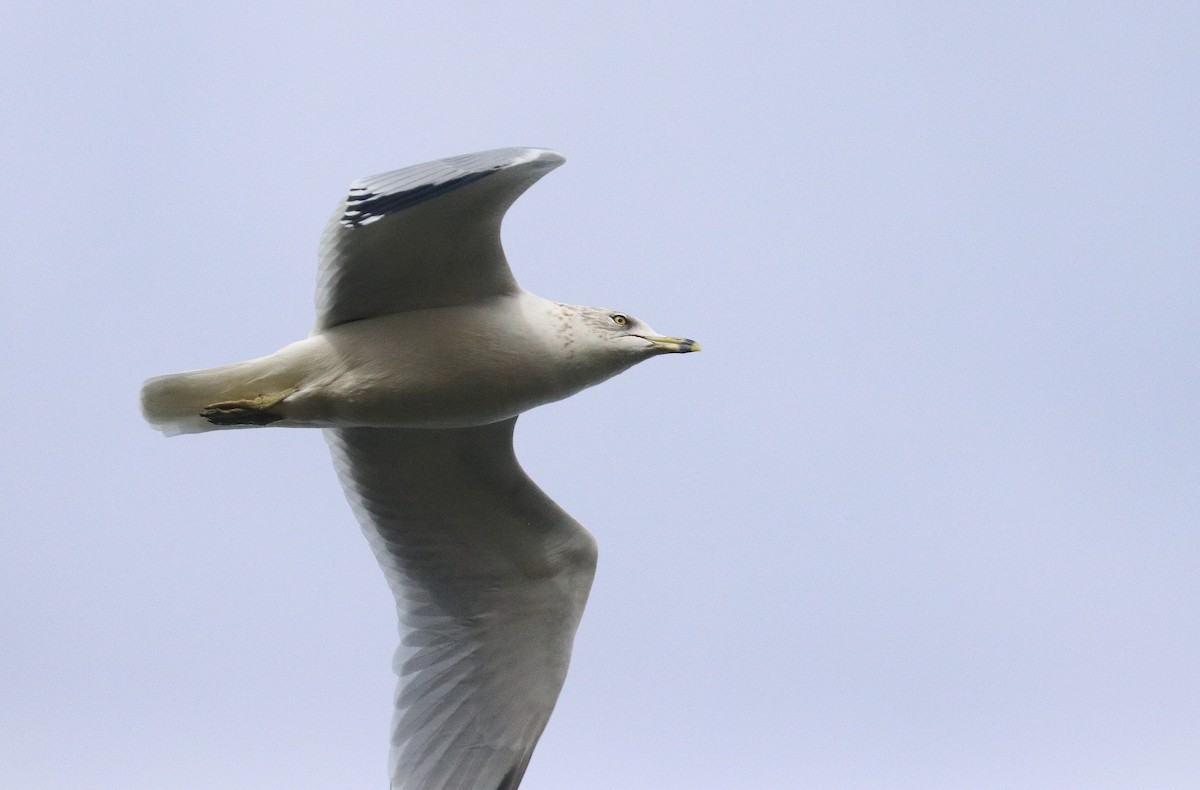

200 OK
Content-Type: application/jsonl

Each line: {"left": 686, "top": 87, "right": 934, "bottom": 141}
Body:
{"left": 140, "top": 358, "right": 300, "bottom": 436}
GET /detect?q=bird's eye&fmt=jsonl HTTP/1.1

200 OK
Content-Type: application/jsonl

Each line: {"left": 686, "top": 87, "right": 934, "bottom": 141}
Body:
{"left": 611, "top": 314, "right": 629, "bottom": 326}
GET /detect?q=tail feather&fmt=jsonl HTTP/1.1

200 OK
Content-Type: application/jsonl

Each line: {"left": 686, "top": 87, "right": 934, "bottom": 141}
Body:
{"left": 140, "top": 359, "right": 296, "bottom": 436}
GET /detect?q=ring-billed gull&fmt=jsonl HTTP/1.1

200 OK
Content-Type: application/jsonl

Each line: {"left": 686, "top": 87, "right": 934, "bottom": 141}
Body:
{"left": 140, "top": 148, "right": 699, "bottom": 789}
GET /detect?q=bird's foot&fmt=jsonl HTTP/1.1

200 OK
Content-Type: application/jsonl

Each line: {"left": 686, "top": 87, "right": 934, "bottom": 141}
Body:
{"left": 200, "top": 388, "right": 295, "bottom": 426}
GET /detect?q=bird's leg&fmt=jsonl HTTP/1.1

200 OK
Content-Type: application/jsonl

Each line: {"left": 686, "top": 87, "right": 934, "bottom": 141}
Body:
{"left": 200, "top": 388, "right": 296, "bottom": 426}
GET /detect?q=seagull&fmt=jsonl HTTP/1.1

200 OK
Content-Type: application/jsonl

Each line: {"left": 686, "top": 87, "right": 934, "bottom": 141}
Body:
{"left": 140, "top": 148, "right": 699, "bottom": 790}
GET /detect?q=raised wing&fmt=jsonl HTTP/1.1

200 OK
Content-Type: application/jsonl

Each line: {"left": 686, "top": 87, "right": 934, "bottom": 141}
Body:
{"left": 325, "top": 420, "right": 597, "bottom": 790}
{"left": 315, "top": 148, "right": 565, "bottom": 329}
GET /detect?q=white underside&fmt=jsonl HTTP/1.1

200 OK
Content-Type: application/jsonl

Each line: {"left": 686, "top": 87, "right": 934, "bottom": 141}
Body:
{"left": 140, "top": 290, "right": 631, "bottom": 435}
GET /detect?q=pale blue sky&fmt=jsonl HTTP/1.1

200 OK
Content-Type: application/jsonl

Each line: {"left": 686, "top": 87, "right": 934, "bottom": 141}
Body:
{"left": 2, "top": 3, "right": 1198, "bottom": 788}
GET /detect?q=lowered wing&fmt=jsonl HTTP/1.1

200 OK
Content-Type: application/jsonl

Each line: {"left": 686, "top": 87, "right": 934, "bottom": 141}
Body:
{"left": 325, "top": 420, "right": 597, "bottom": 790}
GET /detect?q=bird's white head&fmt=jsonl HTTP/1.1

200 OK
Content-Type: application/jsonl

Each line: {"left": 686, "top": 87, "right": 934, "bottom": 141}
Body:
{"left": 559, "top": 303, "right": 700, "bottom": 370}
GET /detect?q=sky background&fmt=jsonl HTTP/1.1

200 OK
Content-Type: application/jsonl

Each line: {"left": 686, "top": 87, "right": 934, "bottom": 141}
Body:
{"left": 2, "top": 3, "right": 1198, "bottom": 789}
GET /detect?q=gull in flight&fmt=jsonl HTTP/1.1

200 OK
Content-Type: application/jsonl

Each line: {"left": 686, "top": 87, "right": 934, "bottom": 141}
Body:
{"left": 140, "top": 148, "right": 699, "bottom": 790}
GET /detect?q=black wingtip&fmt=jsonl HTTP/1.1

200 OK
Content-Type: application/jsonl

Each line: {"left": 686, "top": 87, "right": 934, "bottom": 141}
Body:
{"left": 340, "top": 171, "right": 494, "bottom": 228}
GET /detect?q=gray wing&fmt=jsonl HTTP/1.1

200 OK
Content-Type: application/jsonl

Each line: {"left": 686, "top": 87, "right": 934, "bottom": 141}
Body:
{"left": 325, "top": 420, "right": 597, "bottom": 790}
{"left": 315, "top": 148, "right": 565, "bottom": 329}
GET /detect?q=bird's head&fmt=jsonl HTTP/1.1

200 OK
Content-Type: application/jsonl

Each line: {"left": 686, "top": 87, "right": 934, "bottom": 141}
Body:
{"left": 567, "top": 304, "right": 700, "bottom": 364}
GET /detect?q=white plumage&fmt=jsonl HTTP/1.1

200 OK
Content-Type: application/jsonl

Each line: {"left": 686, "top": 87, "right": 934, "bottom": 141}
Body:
{"left": 141, "top": 148, "right": 698, "bottom": 789}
